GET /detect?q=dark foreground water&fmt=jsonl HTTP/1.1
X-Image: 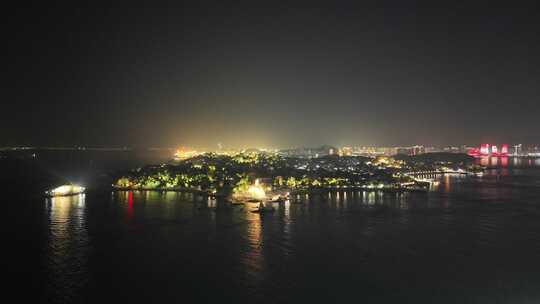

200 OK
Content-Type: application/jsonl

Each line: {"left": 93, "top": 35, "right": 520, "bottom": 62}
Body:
{"left": 8, "top": 158, "right": 540, "bottom": 303}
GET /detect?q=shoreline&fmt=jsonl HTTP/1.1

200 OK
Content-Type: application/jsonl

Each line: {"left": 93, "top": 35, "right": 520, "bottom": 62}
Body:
{"left": 111, "top": 184, "right": 429, "bottom": 197}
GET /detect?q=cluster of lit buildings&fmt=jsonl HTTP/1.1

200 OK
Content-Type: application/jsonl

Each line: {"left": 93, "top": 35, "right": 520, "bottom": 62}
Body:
{"left": 173, "top": 147, "right": 257, "bottom": 160}
{"left": 172, "top": 143, "right": 540, "bottom": 161}
{"left": 279, "top": 145, "right": 427, "bottom": 158}
{"left": 466, "top": 144, "right": 540, "bottom": 157}
{"left": 467, "top": 144, "right": 510, "bottom": 157}
{"left": 344, "top": 144, "right": 540, "bottom": 157}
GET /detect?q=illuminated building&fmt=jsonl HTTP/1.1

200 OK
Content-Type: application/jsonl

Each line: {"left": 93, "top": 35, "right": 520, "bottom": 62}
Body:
{"left": 278, "top": 145, "right": 337, "bottom": 159}
{"left": 469, "top": 143, "right": 511, "bottom": 157}
{"left": 467, "top": 147, "right": 480, "bottom": 156}
{"left": 396, "top": 146, "right": 425, "bottom": 156}
{"left": 513, "top": 144, "right": 522, "bottom": 156}
{"left": 340, "top": 147, "right": 353, "bottom": 156}
{"left": 480, "top": 144, "right": 490, "bottom": 156}
{"left": 500, "top": 144, "right": 509, "bottom": 156}
{"left": 371, "top": 156, "right": 404, "bottom": 168}
{"left": 247, "top": 179, "right": 266, "bottom": 200}
{"left": 174, "top": 147, "right": 204, "bottom": 160}
{"left": 412, "top": 145, "right": 425, "bottom": 155}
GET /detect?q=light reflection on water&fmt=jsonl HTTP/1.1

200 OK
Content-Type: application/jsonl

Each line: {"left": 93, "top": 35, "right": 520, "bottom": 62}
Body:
{"left": 477, "top": 156, "right": 540, "bottom": 168}
{"left": 243, "top": 207, "right": 265, "bottom": 284}
{"left": 38, "top": 166, "right": 540, "bottom": 303}
{"left": 44, "top": 194, "right": 88, "bottom": 302}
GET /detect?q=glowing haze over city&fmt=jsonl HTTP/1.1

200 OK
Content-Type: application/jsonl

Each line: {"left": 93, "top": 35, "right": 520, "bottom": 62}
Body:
{"left": 3, "top": 5, "right": 540, "bottom": 149}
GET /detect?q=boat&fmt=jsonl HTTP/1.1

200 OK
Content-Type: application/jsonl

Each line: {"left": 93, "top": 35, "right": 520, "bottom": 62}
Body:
{"left": 268, "top": 193, "right": 290, "bottom": 203}
{"left": 45, "top": 184, "right": 86, "bottom": 197}
{"left": 251, "top": 202, "right": 275, "bottom": 213}
{"left": 251, "top": 207, "right": 275, "bottom": 214}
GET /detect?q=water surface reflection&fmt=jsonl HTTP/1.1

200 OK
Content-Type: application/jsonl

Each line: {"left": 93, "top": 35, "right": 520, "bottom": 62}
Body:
{"left": 37, "top": 168, "right": 540, "bottom": 303}
{"left": 44, "top": 194, "right": 88, "bottom": 302}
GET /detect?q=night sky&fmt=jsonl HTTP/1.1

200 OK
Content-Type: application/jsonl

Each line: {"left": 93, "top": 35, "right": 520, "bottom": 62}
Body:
{"left": 4, "top": 3, "right": 540, "bottom": 148}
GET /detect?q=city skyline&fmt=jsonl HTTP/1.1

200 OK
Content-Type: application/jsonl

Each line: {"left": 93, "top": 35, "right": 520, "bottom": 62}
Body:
{"left": 4, "top": 142, "right": 539, "bottom": 158}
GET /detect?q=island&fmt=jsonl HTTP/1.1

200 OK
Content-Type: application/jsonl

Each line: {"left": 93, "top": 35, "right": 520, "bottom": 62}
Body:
{"left": 113, "top": 151, "right": 482, "bottom": 201}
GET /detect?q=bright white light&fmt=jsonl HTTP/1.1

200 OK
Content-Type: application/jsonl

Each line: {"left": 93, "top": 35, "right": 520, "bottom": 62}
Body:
{"left": 247, "top": 185, "right": 266, "bottom": 200}
{"left": 48, "top": 184, "right": 85, "bottom": 197}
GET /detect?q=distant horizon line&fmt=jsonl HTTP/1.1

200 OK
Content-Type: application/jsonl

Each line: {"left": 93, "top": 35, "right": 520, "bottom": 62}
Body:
{"left": 1, "top": 143, "right": 537, "bottom": 151}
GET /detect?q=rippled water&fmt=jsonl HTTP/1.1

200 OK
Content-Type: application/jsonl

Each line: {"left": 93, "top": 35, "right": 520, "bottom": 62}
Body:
{"left": 10, "top": 162, "right": 540, "bottom": 303}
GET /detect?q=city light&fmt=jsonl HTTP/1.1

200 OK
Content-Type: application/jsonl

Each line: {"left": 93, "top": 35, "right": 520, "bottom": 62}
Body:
{"left": 245, "top": 179, "right": 267, "bottom": 200}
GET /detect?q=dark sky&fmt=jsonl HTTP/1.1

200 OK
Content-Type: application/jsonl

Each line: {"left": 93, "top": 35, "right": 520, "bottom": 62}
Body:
{"left": 4, "top": 3, "right": 540, "bottom": 148}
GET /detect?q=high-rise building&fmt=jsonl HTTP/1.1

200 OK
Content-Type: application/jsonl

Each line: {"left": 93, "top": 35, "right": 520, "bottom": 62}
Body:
{"left": 480, "top": 144, "right": 490, "bottom": 156}
{"left": 396, "top": 146, "right": 425, "bottom": 156}
{"left": 412, "top": 145, "right": 425, "bottom": 155}
{"left": 513, "top": 144, "right": 522, "bottom": 156}
{"left": 501, "top": 144, "right": 509, "bottom": 155}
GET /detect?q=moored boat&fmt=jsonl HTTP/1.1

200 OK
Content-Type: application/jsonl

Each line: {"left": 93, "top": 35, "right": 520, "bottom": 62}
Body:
{"left": 251, "top": 202, "right": 275, "bottom": 213}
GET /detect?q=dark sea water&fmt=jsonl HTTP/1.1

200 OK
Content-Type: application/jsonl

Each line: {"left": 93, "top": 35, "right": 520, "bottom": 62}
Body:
{"left": 8, "top": 157, "right": 540, "bottom": 303}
